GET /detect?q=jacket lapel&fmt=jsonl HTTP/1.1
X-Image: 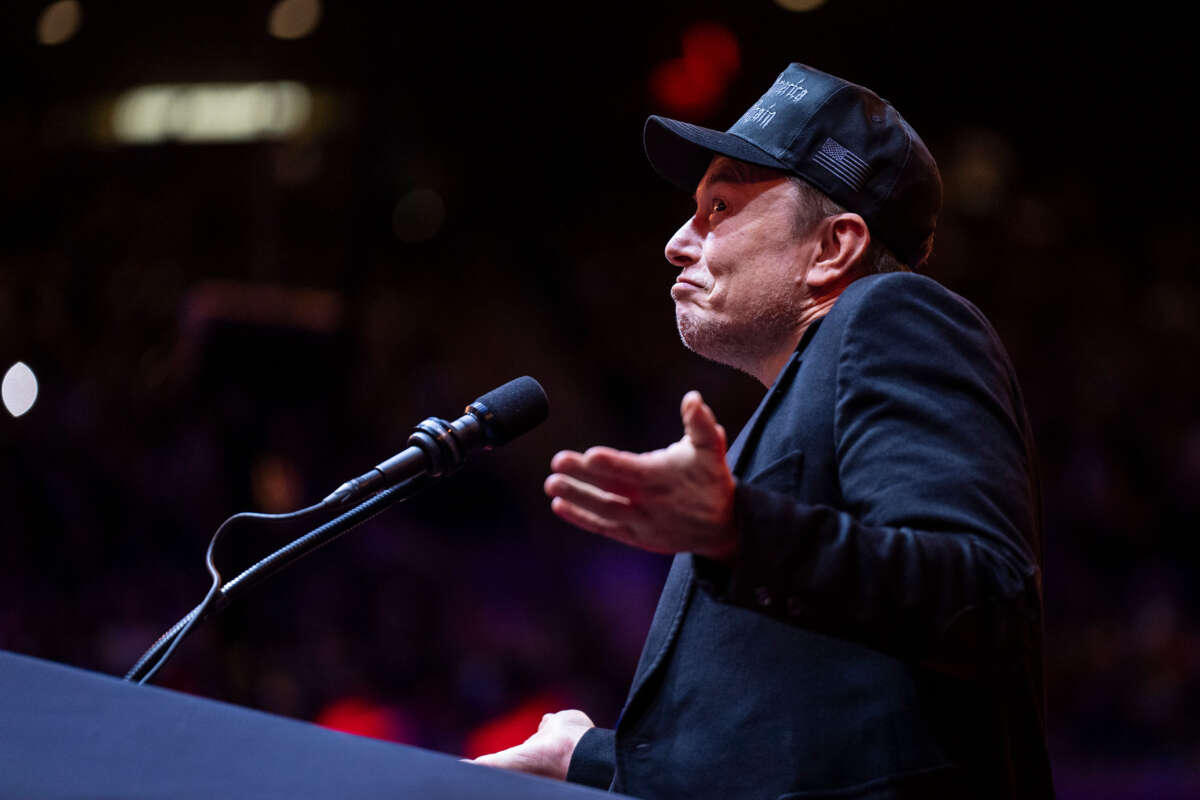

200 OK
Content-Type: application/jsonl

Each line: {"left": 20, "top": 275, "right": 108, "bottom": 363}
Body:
{"left": 618, "top": 323, "right": 821, "bottom": 727}
{"left": 725, "top": 386, "right": 775, "bottom": 478}
{"left": 727, "top": 340, "right": 809, "bottom": 477}
{"left": 621, "top": 552, "right": 695, "bottom": 708}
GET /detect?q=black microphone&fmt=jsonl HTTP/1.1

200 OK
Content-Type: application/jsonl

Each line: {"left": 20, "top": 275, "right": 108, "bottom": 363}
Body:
{"left": 323, "top": 376, "right": 549, "bottom": 505}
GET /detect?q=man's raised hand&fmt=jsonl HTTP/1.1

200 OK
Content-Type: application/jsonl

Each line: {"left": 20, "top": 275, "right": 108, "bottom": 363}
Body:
{"left": 544, "top": 391, "right": 738, "bottom": 562}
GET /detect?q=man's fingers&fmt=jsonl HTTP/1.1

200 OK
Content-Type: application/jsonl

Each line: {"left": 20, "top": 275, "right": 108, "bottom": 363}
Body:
{"left": 544, "top": 473, "right": 636, "bottom": 522}
{"left": 469, "top": 709, "right": 594, "bottom": 781}
{"left": 550, "top": 497, "right": 674, "bottom": 554}
{"left": 549, "top": 449, "right": 583, "bottom": 474}
{"left": 681, "top": 391, "right": 725, "bottom": 452}
{"left": 469, "top": 744, "right": 554, "bottom": 778}
{"left": 549, "top": 497, "right": 639, "bottom": 547}
{"left": 552, "top": 447, "right": 647, "bottom": 491}
{"left": 470, "top": 747, "right": 522, "bottom": 769}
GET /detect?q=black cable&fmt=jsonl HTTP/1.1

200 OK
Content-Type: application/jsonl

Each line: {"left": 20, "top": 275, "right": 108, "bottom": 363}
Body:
{"left": 215, "top": 475, "right": 428, "bottom": 606}
{"left": 124, "top": 500, "right": 335, "bottom": 684}
{"left": 124, "top": 376, "right": 549, "bottom": 685}
{"left": 124, "top": 476, "right": 429, "bottom": 685}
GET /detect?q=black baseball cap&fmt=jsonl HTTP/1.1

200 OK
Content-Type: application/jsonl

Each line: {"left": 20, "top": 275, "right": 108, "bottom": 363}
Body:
{"left": 644, "top": 63, "right": 941, "bottom": 268}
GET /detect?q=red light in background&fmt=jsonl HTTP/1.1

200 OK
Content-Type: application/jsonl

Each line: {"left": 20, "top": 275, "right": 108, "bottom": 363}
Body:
{"left": 682, "top": 22, "right": 740, "bottom": 75}
{"left": 462, "top": 693, "right": 567, "bottom": 759}
{"left": 650, "top": 22, "right": 741, "bottom": 119}
{"left": 315, "top": 697, "right": 416, "bottom": 744}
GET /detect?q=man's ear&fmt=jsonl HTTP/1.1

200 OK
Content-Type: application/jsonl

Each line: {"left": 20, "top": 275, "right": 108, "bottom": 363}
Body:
{"left": 805, "top": 213, "right": 870, "bottom": 290}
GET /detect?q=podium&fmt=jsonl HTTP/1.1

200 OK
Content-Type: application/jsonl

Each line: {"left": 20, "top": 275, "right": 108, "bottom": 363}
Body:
{"left": 0, "top": 649, "right": 625, "bottom": 799}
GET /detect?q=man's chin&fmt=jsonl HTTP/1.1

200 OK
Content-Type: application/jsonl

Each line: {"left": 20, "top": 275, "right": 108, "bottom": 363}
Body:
{"left": 674, "top": 308, "right": 701, "bottom": 349}
{"left": 676, "top": 310, "right": 722, "bottom": 361}
{"left": 675, "top": 309, "right": 778, "bottom": 380}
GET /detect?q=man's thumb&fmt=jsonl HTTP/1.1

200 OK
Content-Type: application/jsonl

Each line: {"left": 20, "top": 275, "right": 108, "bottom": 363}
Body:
{"left": 681, "top": 391, "right": 724, "bottom": 452}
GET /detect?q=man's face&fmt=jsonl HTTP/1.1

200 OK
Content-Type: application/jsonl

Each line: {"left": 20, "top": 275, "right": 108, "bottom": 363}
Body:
{"left": 666, "top": 156, "right": 816, "bottom": 375}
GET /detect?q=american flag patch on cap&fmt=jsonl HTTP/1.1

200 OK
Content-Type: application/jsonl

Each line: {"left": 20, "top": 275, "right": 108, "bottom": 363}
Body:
{"left": 812, "top": 137, "right": 872, "bottom": 192}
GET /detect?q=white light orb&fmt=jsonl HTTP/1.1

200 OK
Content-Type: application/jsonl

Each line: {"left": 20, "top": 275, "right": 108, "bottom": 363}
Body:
{"left": 2, "top": 362, "right": 39, "bottom": 417}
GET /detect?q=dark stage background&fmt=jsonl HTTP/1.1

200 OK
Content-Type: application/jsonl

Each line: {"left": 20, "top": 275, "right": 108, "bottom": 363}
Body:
{"left": 2, "top": 1, "right": 1197, "bottom": 796}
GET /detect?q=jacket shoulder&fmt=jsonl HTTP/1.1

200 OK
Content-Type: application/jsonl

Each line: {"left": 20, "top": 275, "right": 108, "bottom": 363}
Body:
{"left": 818, "top": 272, "right": 1003, "bottom": 357}
{"left": 832, "top": 272, "right": 987, "bottom": 323}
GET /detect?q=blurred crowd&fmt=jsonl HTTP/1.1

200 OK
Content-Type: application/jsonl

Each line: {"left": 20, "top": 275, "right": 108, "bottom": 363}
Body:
{"left": 1, "top": 2, "right": 1197, "bottom": 796}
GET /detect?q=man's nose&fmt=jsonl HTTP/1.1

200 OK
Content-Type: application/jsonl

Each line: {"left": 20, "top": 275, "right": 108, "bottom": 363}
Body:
{"left": 665, "top": 219, "right": 700, "bottom": 267}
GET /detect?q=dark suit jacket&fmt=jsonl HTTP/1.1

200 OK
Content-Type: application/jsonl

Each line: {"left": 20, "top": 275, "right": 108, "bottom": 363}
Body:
{"left": 566, "top": 272, "right": 1054, "bottom": 799}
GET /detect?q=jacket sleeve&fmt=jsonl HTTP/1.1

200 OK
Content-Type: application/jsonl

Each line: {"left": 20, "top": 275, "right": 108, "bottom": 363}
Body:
{"left": 564, "top": 726, "right": 615, "bottom": 789}
{"left": 694, "top": 275, "right": 1043, "bottom": 678}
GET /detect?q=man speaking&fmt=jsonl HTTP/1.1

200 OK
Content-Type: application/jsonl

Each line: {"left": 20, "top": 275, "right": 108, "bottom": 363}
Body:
{"left": 474, "top": 63, "right": 1054, "bottom": 799}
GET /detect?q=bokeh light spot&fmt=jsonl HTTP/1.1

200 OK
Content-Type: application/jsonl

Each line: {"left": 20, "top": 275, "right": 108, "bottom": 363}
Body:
{"left": 315, "top": 697, "right": 415, "bottom": 743}
{"left": 944, "top": 128, "right": 1016, "bottom": 217}
{"left": 2, "top": 362, "right": 39, "bottom": 417}
{"left": 649, "top": 22, "right": 740, "bottom": 119}
{"left": 268, "top": 0, "right": 322, "bottom": 40}
{"left": 774, "top": 0, "right": 830, "bottom": 11}
{"left": 112, "top": 82, "right": 313, "bottom": 144}
{"left": 463, "top": 694, "right": 565, "bottom": 759}
{"left": 251, "top": 454, "right": 303, "bottom": 513}
{"left": 681, "top": 22, "right": 740, "bottom": 74}
{"left": 391, "top": 189, "right": 446, "bottom": 243}
{"left": 36, "top": 0, "right": 82, "bottom": 46}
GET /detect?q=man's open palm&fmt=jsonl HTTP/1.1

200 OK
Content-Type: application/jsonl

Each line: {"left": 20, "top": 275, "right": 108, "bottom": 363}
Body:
{"left": 544, "top": 391, "right": 738, "bottom": 562}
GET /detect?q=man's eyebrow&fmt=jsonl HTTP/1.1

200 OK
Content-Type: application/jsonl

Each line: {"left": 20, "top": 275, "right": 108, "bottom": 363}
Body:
{"left": 692, "top": 165, "right": 745, "bottom": 201}
{"left": 709, "top": 165, "right": 745, "bottom": 186}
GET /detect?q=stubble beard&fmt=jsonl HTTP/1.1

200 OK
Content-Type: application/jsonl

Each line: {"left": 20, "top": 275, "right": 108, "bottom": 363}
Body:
{"left": 674, "top": 298, "right": 800, "bottom": 379}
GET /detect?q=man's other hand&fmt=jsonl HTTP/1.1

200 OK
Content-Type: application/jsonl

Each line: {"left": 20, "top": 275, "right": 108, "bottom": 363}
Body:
{"left": 468, "top": 709, "right": 595, "bottom": 780}
{"left": 544, "top": 391, "right": 737, "bottom": 562}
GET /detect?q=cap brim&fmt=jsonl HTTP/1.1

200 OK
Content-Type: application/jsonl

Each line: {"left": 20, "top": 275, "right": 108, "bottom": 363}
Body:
{"left": 643, "top": 115, "right": 792, "bottom": 192}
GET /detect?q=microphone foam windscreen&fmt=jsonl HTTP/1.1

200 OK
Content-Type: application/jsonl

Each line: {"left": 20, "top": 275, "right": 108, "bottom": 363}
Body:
{"left": 469, "top": 376, "right": 549, "bottom": 446}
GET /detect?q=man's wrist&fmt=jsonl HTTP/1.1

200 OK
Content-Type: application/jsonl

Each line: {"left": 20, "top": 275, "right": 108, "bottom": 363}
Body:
{"left": 696, "top": 481, "right": 739, "bottom": 563}
{"left": 564, "top": 727, "right": 616, "bottom": 788}
{"left": 558, "top": 725, "right": 590, "bottom": 777}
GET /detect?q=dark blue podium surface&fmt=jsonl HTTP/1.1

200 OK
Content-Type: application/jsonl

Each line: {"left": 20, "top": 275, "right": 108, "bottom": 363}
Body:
{"left": 0, "top": 649, "right": 625, "bottom": 799}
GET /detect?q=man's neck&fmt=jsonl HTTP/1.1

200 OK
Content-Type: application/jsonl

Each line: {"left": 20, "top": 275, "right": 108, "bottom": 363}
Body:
{"left": 753, "top": 293, "right": 840, "bottom": 387}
